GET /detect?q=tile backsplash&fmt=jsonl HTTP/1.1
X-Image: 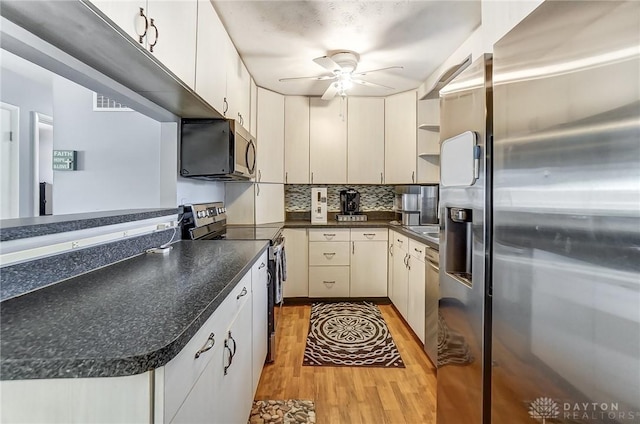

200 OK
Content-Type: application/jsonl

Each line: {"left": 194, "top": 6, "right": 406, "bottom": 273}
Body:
{"left": 285, "top": 185, "right": 395, "bottom": 212}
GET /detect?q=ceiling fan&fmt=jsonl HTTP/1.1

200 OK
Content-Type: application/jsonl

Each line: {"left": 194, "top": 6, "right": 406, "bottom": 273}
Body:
{"left": 278, "top": 51, "right": 403, "bottom": 100}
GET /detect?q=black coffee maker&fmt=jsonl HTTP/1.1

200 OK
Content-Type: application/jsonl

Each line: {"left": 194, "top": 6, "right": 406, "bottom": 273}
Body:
{"left": 339, "top": 188, "right": 361, "bottom": 215}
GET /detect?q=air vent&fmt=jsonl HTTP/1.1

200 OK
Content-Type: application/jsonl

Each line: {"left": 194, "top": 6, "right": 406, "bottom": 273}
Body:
{"left": 92, "top": 92, "right": 133, "bottom": 112}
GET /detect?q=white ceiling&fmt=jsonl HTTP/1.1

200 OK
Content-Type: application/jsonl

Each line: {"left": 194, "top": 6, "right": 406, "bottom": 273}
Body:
{"left": 213, "top": 0, "right": 481, "bottom": 97}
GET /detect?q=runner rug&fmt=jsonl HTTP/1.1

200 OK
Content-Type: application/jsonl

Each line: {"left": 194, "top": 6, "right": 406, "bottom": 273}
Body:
{"left": 302, "top": 302, "right": 405, "bottom": 368}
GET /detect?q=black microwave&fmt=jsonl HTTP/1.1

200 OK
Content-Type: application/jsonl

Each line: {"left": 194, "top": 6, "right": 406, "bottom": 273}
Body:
{"left": 180, "top": 119, "right": 256, "bottom": 181}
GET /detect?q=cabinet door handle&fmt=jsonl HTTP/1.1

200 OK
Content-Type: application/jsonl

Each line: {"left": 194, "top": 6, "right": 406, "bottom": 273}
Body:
{"left": 258, "top": 262, "right": 266, "bottom": 270}
{"left": 323, "top": 280, "right": 336, "bottom": 285}
{"left": 311, "top": 172, "right": 314, "bottom": 184}
{"left": 403, "top": 253, "right": 409, "bottom": 267}
{"left": 389, "top": 244, "right": 393, "bottom": 256}
{"left": 406, "top": 254, "right": 411, "bottom": 270}
{"left": 194, "top": 333, "right": 215, "bottom": 359}
{"left": 352, "top": 241, "right": 355, "bottom": 254}
{"left": 236, "top": 286, "right": 248, "bottom": 300}
{"left": 256, "top": 184, "right": 260, "bottom": 196}
{"left": 323, "top": 252, "right": 336, "bottom": 258}
{"left": 285, "top": 172, "right": 288, "bottom": 184}
{"left": 258, "top": 169, "right": 262, "bottom": 182}
{"left": 380, "top": 172, "right": 383, "bottom": 184}
{"left": 412, "top": 171, "right": 415, "bottom": 183}
{"left": 227, "top": 331, "right": 237, "bottom": 356}
{"left": 147, "top": 18, "right": 158, "bottom": 52}
{"left": 223, "top": 97, "right": 229, "bottom": 115}
{"left": 223, "top": 340, "right": 234, "bottom": 375}
{"left": 135, "top": 7, "right": 149, "bottom": 44}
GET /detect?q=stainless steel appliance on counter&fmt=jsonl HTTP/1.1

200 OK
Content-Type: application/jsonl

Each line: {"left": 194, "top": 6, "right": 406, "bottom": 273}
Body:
{"left": 394, "top": 185, "right": 439, "bottom": 225}
{"left": 180, "top": 119, "right": 256, "bottom": 181}
{"left": 437, "top": 2, "right": 640, "bottom": 424}
{"left": 181, "top": 202, "right": 284, "bottom": 364}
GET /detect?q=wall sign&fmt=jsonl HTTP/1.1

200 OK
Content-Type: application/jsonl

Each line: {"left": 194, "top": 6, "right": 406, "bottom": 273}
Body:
{"left": 52, "top": 150, "right": 77, "bottom": 171}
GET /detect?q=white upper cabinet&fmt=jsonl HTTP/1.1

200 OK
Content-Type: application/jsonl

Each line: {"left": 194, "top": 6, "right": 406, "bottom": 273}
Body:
{"left": 92, "top": 0, "right": 197, "bottom": 90}
{"left": 256, "top": 88, "right": 284, "bottom": 183}
{"left": 347, "top": 97, "right": 385, "bottom": 184}
{"left": 226, "top": 43, "right": 251, "bottom": 126}
{"left": 309, "top": 97, "right": 347, "bottom": 184}
{"left": 195, "top": 0, "right": 228, "bottom": 113}
{"left": 385, "top": 90, "right": 417, "bottom": 184}
{"left": 250, "top": 78, "right": 258, "bottom": 135}
{"left": 284, "top": 96, "right": 310, "bottom": 184}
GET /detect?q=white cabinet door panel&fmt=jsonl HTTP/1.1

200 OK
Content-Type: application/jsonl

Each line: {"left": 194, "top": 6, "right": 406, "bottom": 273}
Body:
{"left": 283, "top": 228, "right": 309, "bottom": 298}
{"left": 407, "top": 254, "right": 426, "bottom": 344}
{"left": 385, "top": 91, "right": 417, "bottom": 184}
{"left": 195, "top": 0, "right": 227, "bottom": 112}
{"left": 284, "top": 96, "right": 310, "bottom": 184}
{"left": 256, "top": 88, "right": 285, "bottom": 183}
{"left": 251, "top": 251, "right": 268, "bottom": 393}
{"left": 309, "top": 97, "right": 347, "bottom": 184}
{"left": 350, "top": 240, "right": 388, "bottom": 297}
{"left": 255, "top": 183, "right": 284, "bottom": 224}
{"left": 348, "top": 97, "right": 385, "bottom": 184}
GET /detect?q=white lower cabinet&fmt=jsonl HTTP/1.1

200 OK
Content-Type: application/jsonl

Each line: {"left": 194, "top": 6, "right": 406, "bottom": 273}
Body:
{"left": 251, "top": 252, "right": 269, "bottom": 393}
{"left": 407, "top": 239, "right": 426, "bottom": 344}
{"left": 283, "top": 228, "right": 309, "bottom": 298}
{"left": 350, "top": 229, "right": 388, "bottom": 297}
{"left": 389, "top": 231, "right": 409, "bottom": 320}
{"left": 309, "top": 266, "right": 350, "bottom": 297}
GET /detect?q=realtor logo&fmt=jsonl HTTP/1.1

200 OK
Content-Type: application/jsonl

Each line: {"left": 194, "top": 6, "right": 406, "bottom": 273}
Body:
{"left": 529, "top": 397, "right": 560, "bottom": 423}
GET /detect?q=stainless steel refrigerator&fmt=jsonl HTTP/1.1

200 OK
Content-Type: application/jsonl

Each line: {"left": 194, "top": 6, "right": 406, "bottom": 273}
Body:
{"left": 437, "top": 1, "right": 640, "bottom": 423}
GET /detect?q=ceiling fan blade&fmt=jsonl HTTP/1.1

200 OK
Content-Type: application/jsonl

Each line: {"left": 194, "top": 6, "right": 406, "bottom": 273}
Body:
{"left": 279, "top": 75, "right": 336, "bottom": 82}
{"left": 313, "top": 56, "right": 342, "bottom": 73}
{"left": 352, "top": 66, "right": 404, "bottom": 77}
{"left": 321, "top": 82, "right": 339, "bottom": 100}
{"left": 351, "top": 79, "right": 394, "bottom": 90}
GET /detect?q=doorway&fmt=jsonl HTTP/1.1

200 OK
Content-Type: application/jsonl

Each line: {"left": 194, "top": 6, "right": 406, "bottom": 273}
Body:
{"left": 0, "top": 102, "right": 20, "bottom": 219}
{"left": 32, "top": 112, "right": 54, "bottom": 216}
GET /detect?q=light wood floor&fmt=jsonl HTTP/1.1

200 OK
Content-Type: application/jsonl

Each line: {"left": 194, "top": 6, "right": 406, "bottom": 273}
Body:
{"left": 254, "top": 304, "right": 437, "bottom": 423}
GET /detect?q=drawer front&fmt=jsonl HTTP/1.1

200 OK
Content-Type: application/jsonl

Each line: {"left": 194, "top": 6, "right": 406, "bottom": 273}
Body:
{"left": 309, "top": 266, "right": 350, "bottom": 297}
{"left": 391, "top": 232, "right": 409, "bottom": 252}
{"left": 409, "top": 239, "right": 427, "bottom": 261}
{"left": 350, "top": 228, "right": 388, "bottom": 241}
{"left": 308, "top": 241, "right": 350, "bottom": 266}
{"left": 164, "top": 271, "right": 251, "bottom": 422}
{"left": 308, "top": 228, "right": 350, "bottom": 242}
{"left": 424, "top": 246, "right": 439, "bottom": 265}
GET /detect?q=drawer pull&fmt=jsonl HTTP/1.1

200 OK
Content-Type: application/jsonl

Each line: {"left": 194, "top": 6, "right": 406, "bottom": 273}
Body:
{"left": 397, "top": 238, "right": 404, "bottom": 244}
{"left": 258, "top": 262, "right": 266, "bottom": 269}
{"left": 323, "top": 281, "right": 336, "bottom": 285}
{"left": 363, "top": 233, "right": 376, "bottom": 239}
{"left": 237, "top": 287, "right": 248, "bottom": 300}
{"left": 194, "top": 333, "right": 215, "bottom": 359}
{"left": 323, "top": 252, "right": 336, "bottom": 258}
{"left": 414, "top": 248, "right": 423, "bottom": 253}
{"left": 323, "top": 233, "right": 336, "bottom": 238}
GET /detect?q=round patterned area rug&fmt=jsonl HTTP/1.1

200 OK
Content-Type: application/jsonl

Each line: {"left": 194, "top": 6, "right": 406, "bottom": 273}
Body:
{"left": 303, "top": 302, "right": 405, "bottom": 368}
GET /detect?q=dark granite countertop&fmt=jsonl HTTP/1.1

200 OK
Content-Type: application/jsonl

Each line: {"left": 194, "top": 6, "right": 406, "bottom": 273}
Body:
{"left": 0, "top": 208, "right": 179, "bottom": 242}
{"left": 0, "top": 239, "right": 268, "bottom": 380}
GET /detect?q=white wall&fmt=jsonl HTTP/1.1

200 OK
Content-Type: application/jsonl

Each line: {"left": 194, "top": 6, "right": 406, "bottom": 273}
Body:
{"left": 38, "top": 124, "right": 53, "bottom": 184}
{"left": 51, "top": 76, "right": 163, "bottom": 214}
{"left": 0, "top": 66, "right": 53, "bottom": 217}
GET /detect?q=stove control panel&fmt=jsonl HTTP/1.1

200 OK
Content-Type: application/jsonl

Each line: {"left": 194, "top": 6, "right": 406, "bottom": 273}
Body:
{"left": 188, "top": 202, "right": 226, "bottom": 227}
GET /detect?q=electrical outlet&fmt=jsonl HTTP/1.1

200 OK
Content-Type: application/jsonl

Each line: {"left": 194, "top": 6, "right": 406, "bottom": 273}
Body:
{"left": 71, "top": 241, "right": 79, "bottom": 249}
{"left": 156, "top": 223, "right": 168, "bottom": 230}
{"left": 123, "top": 231, "right": 129, "bottom": 237}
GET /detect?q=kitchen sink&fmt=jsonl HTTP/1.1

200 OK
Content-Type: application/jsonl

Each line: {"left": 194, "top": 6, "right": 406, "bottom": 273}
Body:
{"left": 405, "top": 226, "right": 440, "bottom": 244}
